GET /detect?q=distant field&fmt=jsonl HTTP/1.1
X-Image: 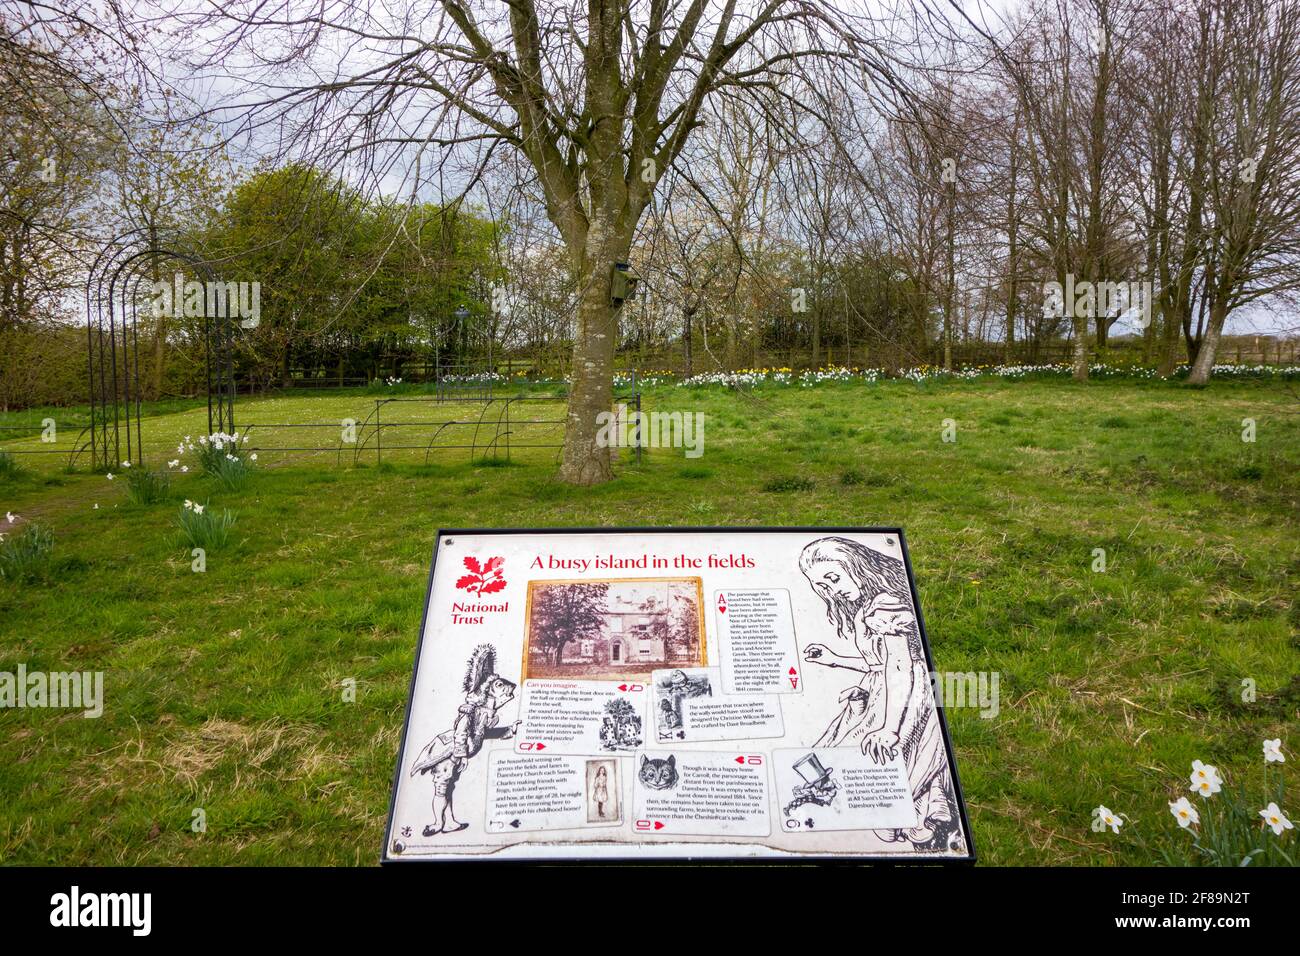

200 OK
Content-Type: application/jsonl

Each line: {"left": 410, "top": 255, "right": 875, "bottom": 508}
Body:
{"left": 1, "top": 376, "right": 1296, "bottom": 864}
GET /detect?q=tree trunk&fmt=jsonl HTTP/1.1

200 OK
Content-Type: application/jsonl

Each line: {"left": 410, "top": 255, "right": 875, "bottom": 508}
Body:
{"left": 811, "top": 303, "right": 821, "bottom": 368}
{"left": 559, "top": 258, "right": 619, "bottom": 485}
{"left": 1186, "top": 299, "right": 1227, "bottom": 385}
{"left": 682, "top": 305, "right": 694, "bottom": 377}
{"left": 1071, "top": 315, "right": 1089, "bottom": 381}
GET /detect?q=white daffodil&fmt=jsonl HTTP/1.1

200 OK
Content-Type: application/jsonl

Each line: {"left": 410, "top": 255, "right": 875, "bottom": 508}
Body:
{"left": 122, "top": 460, "right": 131, "bottom": 468}
{"left": 106, "top": 473, "right": 114, "bottom": 480}
{"left": 1264, "top": 739, "right": 1285, "bottom": 764}
{"left": 183, "top": 500, "right": 193, "bottom": 510}
{"left": 192, "top": 503, "right": 205, "bottom": 515}
{"left": 249, "top": 453, "right": 258, "bottom": 461}
{"left": 1190, "top": 760, "right": 1223, "bottom": 798}
{"left": 181, "top": 466, "right": 189, "bottom": 473}
{"left": 1094, "top": 805, "right": 1123, "bottom": 834}
{"left": 177, "top": 444, "right": 185, "bottom": 454}
{"left": 5, "top": 511, "right": 15, "bottom": 523}
{"left": 184, "top": 436, "right": 191, "bottom": 442}
{"left": 168, "top": 459, "right": 180, "bottom": 469}
{"left": 1259, "top": 803, "right": 1293, "bottom": 836}
{"left": 93, "top": 503, "right": 99, "bottom": 510}
{"left": 1169, "top": 796, "right": 1200, "bottom": 829}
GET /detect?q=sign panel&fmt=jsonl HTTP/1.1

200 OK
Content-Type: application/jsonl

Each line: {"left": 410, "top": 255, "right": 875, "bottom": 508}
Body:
{"left": 383, "top": 527, "right": 974, "bottom": 862}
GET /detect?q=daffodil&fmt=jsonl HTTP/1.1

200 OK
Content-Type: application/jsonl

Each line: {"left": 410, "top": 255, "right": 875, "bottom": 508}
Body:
{"left": 1264, "top": 739, "right": 1285, "bottom": 764}
{"left": 1168, "top": 796, "right": 1199, "bottom": 829}
{"left": 5, "top": 511, "right": 15, "bottom": 523}
{"left": 1259, "top": 803, "right": 1293, "bottom": 836}
{"left": 192, "top": 503, "right": 205, "bottom": 515}
{"left": 1189, "top": 760, "right": 1222, "bottom": 798}
{"left": 1093, "top": 805, "right": 1123, "bottom": 834}
{"left": 168, "top": 459, "right": 180, "bottom": 469}
{"left": 106, "top": 473, "right": 114, "bottom": 480}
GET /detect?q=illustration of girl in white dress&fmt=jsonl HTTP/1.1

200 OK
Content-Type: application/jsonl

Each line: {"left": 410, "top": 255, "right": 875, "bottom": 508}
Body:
{"left": 798, "top": 536, "right": 961, "bottom": 852}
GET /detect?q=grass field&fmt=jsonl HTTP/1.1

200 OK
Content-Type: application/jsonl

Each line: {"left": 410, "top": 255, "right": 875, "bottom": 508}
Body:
{"left": 1, "top": 375, "right": 1297, "bottom": 865}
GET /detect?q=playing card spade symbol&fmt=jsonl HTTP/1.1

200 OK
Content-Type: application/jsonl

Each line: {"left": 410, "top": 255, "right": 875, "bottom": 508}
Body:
{"left": 509, "top": 819, "right": 521, "bottom": 829}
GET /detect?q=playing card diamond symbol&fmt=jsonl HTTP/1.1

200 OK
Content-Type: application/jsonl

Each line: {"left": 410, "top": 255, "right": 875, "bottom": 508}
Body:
{"left": 455, "top": 556, "right": 506, "bottom": 594}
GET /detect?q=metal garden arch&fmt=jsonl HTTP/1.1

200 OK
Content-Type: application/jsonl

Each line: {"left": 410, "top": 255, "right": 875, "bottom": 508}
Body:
{"left": 84, "top": 232, "right": 241, "bottom": 470}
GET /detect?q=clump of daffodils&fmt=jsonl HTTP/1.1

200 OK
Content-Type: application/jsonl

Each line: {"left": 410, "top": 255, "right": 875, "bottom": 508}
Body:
{"left": 175, "top": 431, "right": 257, "bottom": 489}
{"left": 1092, "top": 741, "right": 1293, "bottom": 866}
{"left": 176, "top": 498, "right": 236, "bottom": 550}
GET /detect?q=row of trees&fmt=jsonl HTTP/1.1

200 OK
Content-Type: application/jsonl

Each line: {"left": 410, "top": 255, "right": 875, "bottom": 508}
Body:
{"left": 6, "top": 2, "right": 1300, "bottom": 481}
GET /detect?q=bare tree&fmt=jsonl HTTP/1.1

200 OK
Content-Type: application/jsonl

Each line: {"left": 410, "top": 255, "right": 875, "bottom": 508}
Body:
{"left": 180, "top": 1, "right": 911, "bottom": 483}
{"left": 1186, "top": 0, "right": 1300, "bottom": 384}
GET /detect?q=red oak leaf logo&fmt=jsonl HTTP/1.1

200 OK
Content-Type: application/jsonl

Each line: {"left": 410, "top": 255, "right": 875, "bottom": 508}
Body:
{"left": 455, "top": 556, "right": 506, "bottom": 594}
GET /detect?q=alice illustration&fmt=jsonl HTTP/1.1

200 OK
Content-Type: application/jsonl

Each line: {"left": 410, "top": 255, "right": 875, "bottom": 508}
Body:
{"left": 409, "top": 644, "right": 519, "bottom": 836}
{"left": 798, "top": 536, "right": 960, "bottom": 851}
{"left": 591, "top": 764, "right": 610, "bottom": 819}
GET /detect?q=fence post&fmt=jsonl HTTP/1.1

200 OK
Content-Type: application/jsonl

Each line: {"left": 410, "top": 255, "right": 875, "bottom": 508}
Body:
{"left": 376, "top": 399, "right": 382, "bottom": 465}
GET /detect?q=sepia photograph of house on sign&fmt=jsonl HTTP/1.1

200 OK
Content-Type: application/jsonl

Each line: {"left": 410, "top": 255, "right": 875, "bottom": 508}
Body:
{"left": 522, "top": 578, "right": 706, "bottom": 681}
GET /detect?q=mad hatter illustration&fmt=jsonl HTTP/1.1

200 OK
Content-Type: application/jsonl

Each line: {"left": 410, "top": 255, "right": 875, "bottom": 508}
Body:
{"left": 783, "top": 752, "right": 839, "bottom": 816}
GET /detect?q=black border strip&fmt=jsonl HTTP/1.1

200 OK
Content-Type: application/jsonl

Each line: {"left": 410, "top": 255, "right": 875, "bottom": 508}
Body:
{"left": 382, "top": 526, "right": 977, "bottom": 865}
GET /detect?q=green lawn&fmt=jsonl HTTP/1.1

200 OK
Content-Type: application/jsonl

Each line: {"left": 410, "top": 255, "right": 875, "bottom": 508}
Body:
{"left": 1, "top": 376, "right": 1296, "bottom": 865}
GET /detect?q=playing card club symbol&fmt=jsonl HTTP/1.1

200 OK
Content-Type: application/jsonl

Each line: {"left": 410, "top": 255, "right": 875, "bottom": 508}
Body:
{"left": 455, "top": 555, "right": 506, "bottom": 594}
